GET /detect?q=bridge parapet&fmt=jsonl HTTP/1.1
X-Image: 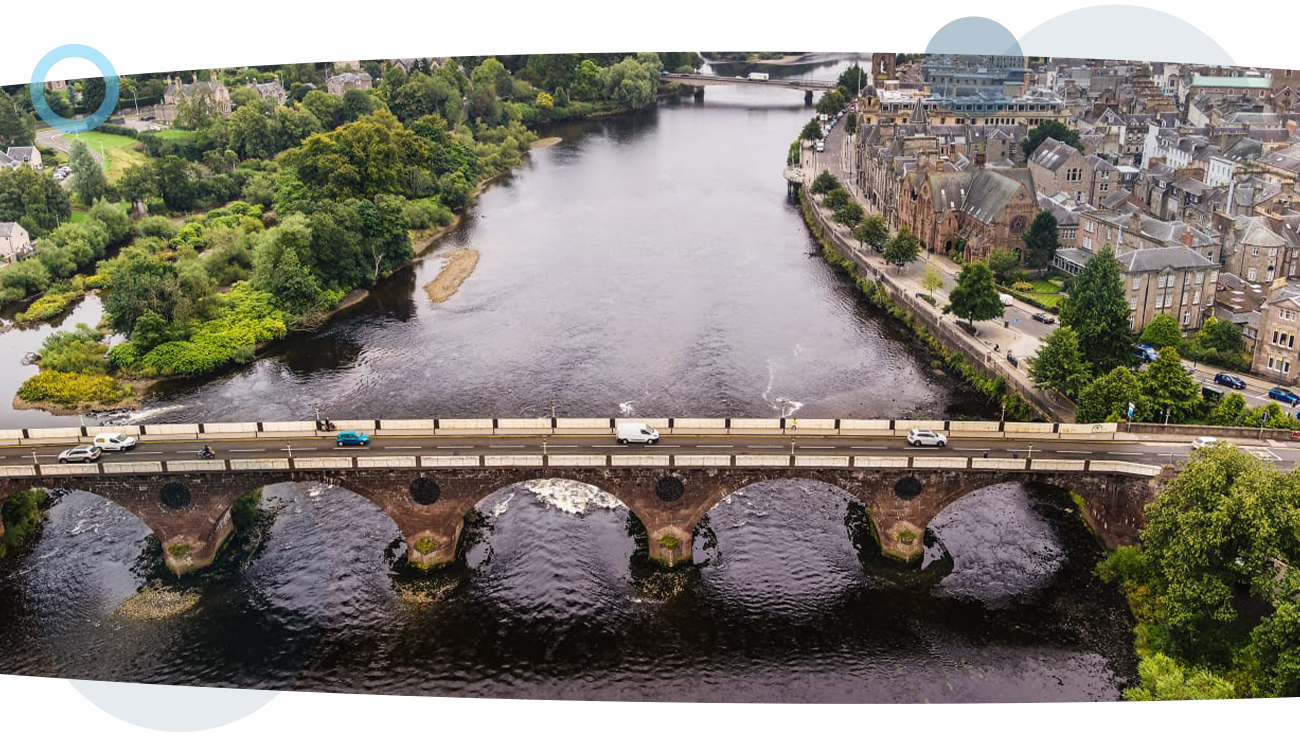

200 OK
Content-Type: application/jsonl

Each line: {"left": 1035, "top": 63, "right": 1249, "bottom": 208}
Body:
{"left": 0, "top": 418, "right": 1135, "bottom": 447}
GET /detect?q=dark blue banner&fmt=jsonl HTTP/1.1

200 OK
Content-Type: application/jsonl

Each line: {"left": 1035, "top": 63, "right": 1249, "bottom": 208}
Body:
{"left": 925, "top": 3, "right": 1268, "bottom": 67}
{"left": 31, "top": 680, "right": 330, "bottom": 738}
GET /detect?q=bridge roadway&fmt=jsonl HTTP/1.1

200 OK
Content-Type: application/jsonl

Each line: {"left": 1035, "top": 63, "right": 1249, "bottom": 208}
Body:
{"left": 661, "top": 73, "right": 839, "bottom": 91}
{"left": 2, "top": 431, "right": 1296, "bottom": 468}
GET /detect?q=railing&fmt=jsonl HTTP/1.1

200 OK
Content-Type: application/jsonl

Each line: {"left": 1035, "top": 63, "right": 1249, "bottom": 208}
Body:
{"left": 0, "top": 454, "right": 1164, "bottom": 479}
{"left": 0, "top": 418, "right": 1121, "bottom": 447}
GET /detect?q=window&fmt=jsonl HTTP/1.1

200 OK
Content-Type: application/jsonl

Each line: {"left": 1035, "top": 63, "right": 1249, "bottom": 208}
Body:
{"left": 1132, "top": 277, "right": 1140, "bottom": 290}
{"left": 1182, "top": 308, "right": 1191, "bottom": 325}
{"left": 1282, "top": 309, "right": 1296, "bottom": 321}
{"left": 1085, "top": 220, "right": 1096, "bottom": 233}
{"left": 1193, "top": 288, "right": 1202, "bottom": 305}
{"left": 1083, "top": 236, "right": 1093, "bottom": 250}
{"left": 1099, "top": 182, "right": 1109, "bottom": 192}
{"left": 1129, "top": 296, "right": 1138, "bottom": 310}
{"left": 1248, "top": 268, "right": 1258, "bottom": 281}
{"left": 1194, "top": 271, "right": 1203, "bottom": 284}
{"left": 1253, "top": 246, "right": 1260, "bottom": 257}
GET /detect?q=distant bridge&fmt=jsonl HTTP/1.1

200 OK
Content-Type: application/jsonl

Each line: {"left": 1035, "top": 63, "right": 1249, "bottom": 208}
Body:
{"left": 662, "top": 73, "right": 839, "bottom": 103}
{"left": 0, "top": 417, "right": 1174, "bottom": 575}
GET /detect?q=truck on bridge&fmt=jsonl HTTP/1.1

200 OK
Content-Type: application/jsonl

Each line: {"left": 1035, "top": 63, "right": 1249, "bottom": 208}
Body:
{"left": 748, "top": 72, "right": 770, "bottom": 81}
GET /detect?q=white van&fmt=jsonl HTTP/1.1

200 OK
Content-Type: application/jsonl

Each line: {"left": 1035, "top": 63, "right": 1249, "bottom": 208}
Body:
{"left": 999, "top": 293, "right": 1013, "bottom": 306}
{"left": 616, "top": 422, "right": 660, "bottom": 445}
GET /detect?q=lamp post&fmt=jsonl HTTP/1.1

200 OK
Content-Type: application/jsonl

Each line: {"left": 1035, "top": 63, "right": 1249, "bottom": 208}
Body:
{"left": 1163, "top": 407, "right": 1171, "bottom": 426}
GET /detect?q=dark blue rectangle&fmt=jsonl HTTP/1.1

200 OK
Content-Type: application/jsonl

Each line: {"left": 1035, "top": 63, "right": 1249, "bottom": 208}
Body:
{"left": 30, "top": 675, "right": 327, "bottom": 732}
{"left": 925, "top": 3, "right": 1268, "bottom": 68}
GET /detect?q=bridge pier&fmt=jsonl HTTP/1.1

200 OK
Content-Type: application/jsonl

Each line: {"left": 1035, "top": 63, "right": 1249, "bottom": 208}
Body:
{"left": 693, "top": 86, "right": 704, "bottom": 101}
{"left": 805, "top": 90, "right": 814, "bottom": 106}
{"left": 647, "top": 524, "right": 693, "bottom": 567}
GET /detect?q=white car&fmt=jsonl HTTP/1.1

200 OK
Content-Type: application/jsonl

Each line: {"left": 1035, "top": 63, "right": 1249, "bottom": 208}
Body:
{"left": 907, "top": 429, "right": 947, "bottom": 447}
{"left": 93, "top": 432, "right": 137, "bottom": 451}
{"left": 57, "top": 444, "right": 102, "bottom": 463}
{"left": 1191, "top": 436, "right": 1218, "bottom": 450}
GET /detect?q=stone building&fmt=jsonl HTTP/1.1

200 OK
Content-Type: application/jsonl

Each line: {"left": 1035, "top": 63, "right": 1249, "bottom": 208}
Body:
{"left": 0, "top": 222, "right": 32, "bottom": 264}
{"left": 1028, "top": 137, "right": 1091, "bottom": 203}
{"left": 1252, "top": 283, "right": 1300, "bottom": 384}
{"left": 158, "top": 71, "right": 232, "bottom": 123}
{"left": 1117, "top": 247, "right": 1219, "bottom": 332}
{"left": 326, "top": 72, "right": 373, "bottom": 96}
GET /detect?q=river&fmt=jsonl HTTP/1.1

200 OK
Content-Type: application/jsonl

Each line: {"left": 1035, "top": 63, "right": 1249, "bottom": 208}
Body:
{"left": 0, "top": 54, "right": 1137, "bottom": 702}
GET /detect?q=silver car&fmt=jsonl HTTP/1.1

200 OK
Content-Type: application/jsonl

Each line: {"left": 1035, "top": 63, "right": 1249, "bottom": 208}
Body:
{"left": 57, "top": 444, "right": 102, "bottom": 463}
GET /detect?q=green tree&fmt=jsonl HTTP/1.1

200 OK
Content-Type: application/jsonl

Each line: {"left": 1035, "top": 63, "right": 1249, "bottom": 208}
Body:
{"left": 1139, "top": 347, "right": 1200, "bottom": 423}
{"left": 0, "top": 164, "right": 71, "bottom": 235}
{"left": 1123, "top": 653, "right": 1237, "bottom": 701}
{"left": 833, "top": 202, "right": 864, "bottom": 227}
{"left": 0, "top": 89, "right": 36, "bottom": 147}
{"left": 816, "top": 89, "right": 846, "bottom": 115}
{"left": 1125, "top": 443, "right": 1300, "bottom": 664}
{"left": 853, "top": 214, "right": 887, "bottom": 247}
{"left": 1200, "top": 316, "right": 1245, "bottom": 354}
{"left": 38, "top": 323, "right": 109, "bottom": 375}
{"left": 1021, "top": 119, "right": 1084, "bottom": 159}
{"left": 1244, "top": 601, "right": 1300, "bottom": 697}
{"left": 302, "top": 90, "right": 344, "bottom": 129}
{"left": 1028, "top": 326, "right": 1089, "bottom": 397}
{"left": 882, "top": 226, "right": 921, "bottom": 267}
{"left": 800, "top": 119, "right": 823, "bottom": 141}
{"left": 68, "top": 139, "right": 107, "bottom": 206}
{"left": 987, "top": 248, "right": 1020, "bottom": 284}
{"left": 1059, "top": 246, "right": 1134, "bottom": 374}
{"left": 823, "top": 188, "right": 850, "bottom": 210}
{"left": 1208, "top": 392, "right": 1247, "bottom": 426}
{"left": 947, "top": 260, "right": 1003, "bottom": 329}
{"left": 1021, "top": 210, "right": 1060, "bottom": 275}
{"left": 1242, "top": 401, "right": 1296, "bottom": 430}
{"left": 79, "top": 77, "right": 107, "bottom": 114}
{"left": 341, "top": 89, "right": 375, "bottom": 122}
{"left": 1139, "top": 313, "right": 1183, "bottom": 352}
{"left": 844, "top": 114, "right": 857, "bottom": 135}
{"left": 810, "top": 169, "right": 839, "bottom": 194}
{"left": 535, "top": 91, "right": 555, "bottom": 109}
{"left": 920, "top": 264, "right": 945, "bottom": 296}
{"left": 1077, "top": 366, "right": 1144, "bottom": 423}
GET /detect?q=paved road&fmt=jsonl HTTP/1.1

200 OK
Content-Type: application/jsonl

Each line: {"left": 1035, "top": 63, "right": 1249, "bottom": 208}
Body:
{"left": 5, "top": 432, "right": 1296, "bottom": 469}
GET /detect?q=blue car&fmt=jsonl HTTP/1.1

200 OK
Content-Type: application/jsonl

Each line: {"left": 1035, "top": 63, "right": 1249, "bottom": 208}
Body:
{"left": 1135, "top": 345, "right": 1158, "bottom": 363}
{"left": 1268, "top": 387, "right": 1300, "bottom": 405}
{"left": 1214, "top": 372, "right": 1247, "bottom": 390}
{"left": 335, "top": 430, "right": 370, "bottom": 447}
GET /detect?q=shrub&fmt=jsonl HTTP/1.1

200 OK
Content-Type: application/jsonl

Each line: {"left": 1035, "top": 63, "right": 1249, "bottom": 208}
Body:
{"left": 17, "top": 370, "right": 131, "bottom": 407}
{"left": 403, "top": 198, "right": 453, "bottom": 230}
{"left": 413, "top": 537, "right": 438, "bottom": 554}
{"left": 130, "top": 283, "right": 287, "bottom": 377}
{"left": 138, "top": 215, "right": 178, "bottom": 241}
{"left": 0, "top": 488, "right": 49, "bottom": 559}
{"left": 15, "top": 291, "right": 79, "bottom": 323}
{"left": 1011, "top": 281, "right": 1033, "bottom": 292}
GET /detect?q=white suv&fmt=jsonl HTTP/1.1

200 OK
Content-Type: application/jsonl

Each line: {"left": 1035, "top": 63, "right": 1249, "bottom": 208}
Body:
{"left": 907, "top": 429, "right": 947, "bottom": 447}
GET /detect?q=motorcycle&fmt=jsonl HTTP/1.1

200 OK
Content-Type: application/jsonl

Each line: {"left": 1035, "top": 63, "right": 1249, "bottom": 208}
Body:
{"left": 197, "top": 447, "right": 216, "bottom": 460}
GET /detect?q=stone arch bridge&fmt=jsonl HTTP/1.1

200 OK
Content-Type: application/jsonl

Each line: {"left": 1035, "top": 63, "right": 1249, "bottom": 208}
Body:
{"left": 0, "top": 461, "right": 1165, "bottom": 575}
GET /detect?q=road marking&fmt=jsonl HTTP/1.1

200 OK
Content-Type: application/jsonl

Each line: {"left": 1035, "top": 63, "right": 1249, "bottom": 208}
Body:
{"left": 384, "top": 446, "right": 420, "bottom": 450}
{"left": 698, "top": 445, "right": 733, "bottom": 449}
{"left": 955, "top": 447, "right": 990, "bottom": 451}
{"left": 852, "top": 445, "right": 888, "bottom": 449}
{"left": 593, "top": 445, "right": 623, "bottom": 448}
{"left": 800, "top": 446, "right": 834, "bottom": 449}
{"left": 1058, "top": 450, "right": 1093, "bottom": 454}
{"left": 437, "top": 446, "right": 473, "bottom": 449}
{"left": 1109, "top": 452, "right": 1144, "bottom": 456}
{"left": 748, "top": 445, "right": 784, "bottom": 449}
{"left": 489, "top": 445, "right": 525, "bottom": 449}
{"left": 547, "top": 445, "right": 578, "bottom": 448}
{"left": 230, "top": 448, "right": 265, "bottom": 453}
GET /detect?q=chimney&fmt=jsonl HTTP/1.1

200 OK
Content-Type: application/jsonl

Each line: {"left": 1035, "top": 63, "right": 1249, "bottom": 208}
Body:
{"left": 1129, "top": 210, "right": 1143, "bottom": 233}
{"left": 1181, "top": 229, "right": 1194, "bottom": 247}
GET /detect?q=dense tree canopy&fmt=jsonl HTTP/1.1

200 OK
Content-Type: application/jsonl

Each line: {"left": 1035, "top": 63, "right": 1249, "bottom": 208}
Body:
{"left": 948, "top": 260, "right": 1003, "bottom": 327}
{"left": 1059, "top": 246, "right": 1134, "bottom": 374}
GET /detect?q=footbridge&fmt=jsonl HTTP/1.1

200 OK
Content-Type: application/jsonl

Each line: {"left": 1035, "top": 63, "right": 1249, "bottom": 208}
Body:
{"left": 0, "top": 417, "right": 1178, "bottom": 574}
{"left": 662, "top": 72, "right": 838, "bottom": 103}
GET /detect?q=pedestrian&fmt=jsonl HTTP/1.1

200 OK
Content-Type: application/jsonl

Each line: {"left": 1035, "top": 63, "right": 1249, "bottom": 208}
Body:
{"left": 982, "top": 451, "right": 988, "bottom": 458}
{"left": 791, "top": 418, "right": 799, "bottom": 432}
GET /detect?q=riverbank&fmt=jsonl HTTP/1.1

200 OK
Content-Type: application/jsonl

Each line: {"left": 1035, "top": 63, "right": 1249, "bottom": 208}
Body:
{"left": 423, "top": 249, "right": 480, "bottom": 303}
{"left": 797, "top": 188, "right": 1038, "bottom": 421}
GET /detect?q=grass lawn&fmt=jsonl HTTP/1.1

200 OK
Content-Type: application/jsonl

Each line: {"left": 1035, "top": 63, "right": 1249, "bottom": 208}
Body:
{"left": 155, "top": 129, "right": 196, "bottom": 142}
{"left": 67, "top": 210, "right": 90, "bottom": 224}
{"left": 60, "top": 131, "right": 148, "bottom": 183}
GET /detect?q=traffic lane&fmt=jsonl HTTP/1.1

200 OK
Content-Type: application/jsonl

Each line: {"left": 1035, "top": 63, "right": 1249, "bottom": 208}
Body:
{"left": 3, "top": 434, "right": 1294, "bottom": 467}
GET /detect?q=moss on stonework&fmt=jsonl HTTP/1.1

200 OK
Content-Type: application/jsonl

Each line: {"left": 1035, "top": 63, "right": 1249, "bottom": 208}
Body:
{"left": 659, "top": 533, "right": 681, "bottom": 549}
{"left": 413, "top": 537, "right": 438, "bottom": 554}
{"left": 1, "top": 488, "right": 48, "bottom": 559}
{"left": 897, "top": 529, "right": 918, "bottom": 545}
{"left": 167, "top": 543, "right": 191, "bottom": 558}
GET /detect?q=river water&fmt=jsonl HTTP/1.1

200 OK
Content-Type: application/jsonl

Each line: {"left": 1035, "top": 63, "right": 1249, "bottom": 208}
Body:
{"left": 0, "top": 55, "right": 1137, "bottom": 701}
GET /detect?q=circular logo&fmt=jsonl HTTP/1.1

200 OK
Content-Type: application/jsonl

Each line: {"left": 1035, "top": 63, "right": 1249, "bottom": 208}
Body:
{"left": 29, "top": 44, "right": 119, "bottom": 133}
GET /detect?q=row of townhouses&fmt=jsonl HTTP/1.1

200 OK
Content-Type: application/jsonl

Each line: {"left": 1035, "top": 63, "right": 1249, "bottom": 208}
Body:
{"left": 853, "top": 55, "right": 1300, "bottom": 384}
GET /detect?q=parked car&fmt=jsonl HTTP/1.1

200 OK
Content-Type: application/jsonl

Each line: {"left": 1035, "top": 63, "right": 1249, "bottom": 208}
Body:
{"left": 141, "top": 114, "right": 156, "bottom": 121}
{"left": 1269, "top": 386, "right": 1300, "bottom": 405}
{"left": 616, "top": 422, "right": 660, "bottom": 445}
{"left": 815, "top": 140, "right": 825, "bottom": 152}
{"left": 999, "top": 293, "right": 1013, "bottom": 306}
{"left": 1191, "top": 436, "right": 1218, "bottom": 450}
{"left": 1031, "top": 312, "right": 1055, "bottom": 324}
{"left": 1214, "top": 372, "right": 1247, "bottom": 389}
{"left": 907, "top": 429, "right": 947, "bottom": 447}
{"left": 93, "top": 432, "right": 137, "bottom": 451}
{"left": 1134, "top": 344, "right": 1158, "bottom": 363}
{"left": 335, "top": 430, "right": 370, "bottom": 446}
{"left": 57, "top": 444, "right": 102, "bottom": 463}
